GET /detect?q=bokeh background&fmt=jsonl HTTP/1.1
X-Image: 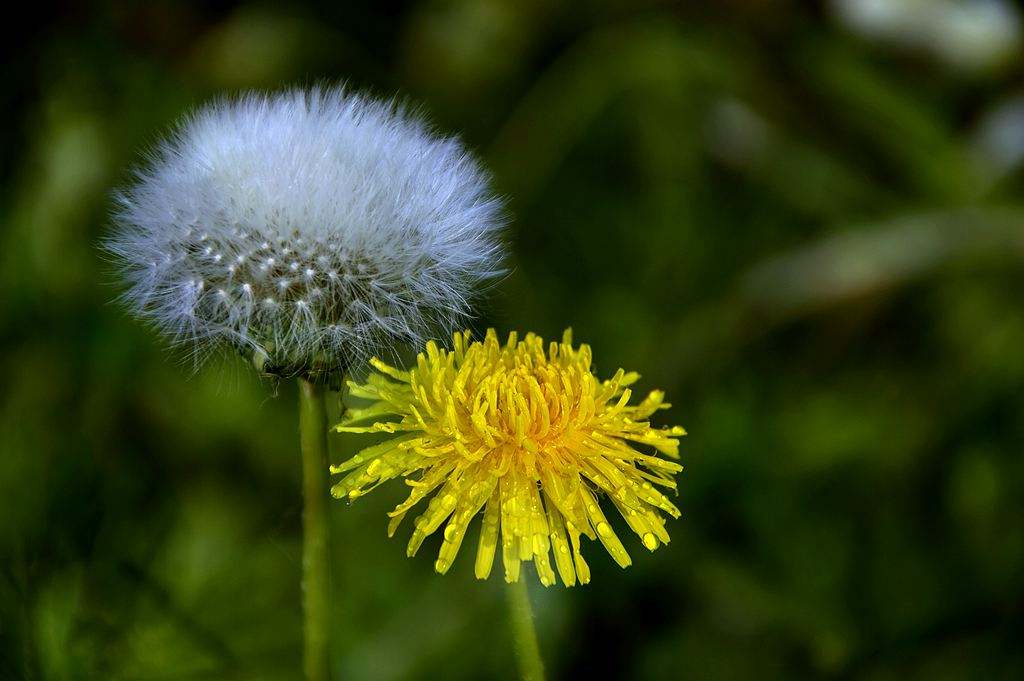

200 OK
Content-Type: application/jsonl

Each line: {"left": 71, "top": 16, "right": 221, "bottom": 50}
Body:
{"left": 3, "top": 1, "right": 1024, "bottom": 679}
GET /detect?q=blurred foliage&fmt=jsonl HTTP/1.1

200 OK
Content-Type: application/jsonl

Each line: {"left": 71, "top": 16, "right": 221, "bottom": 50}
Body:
{"left": 3, "top": 1, "right": 1024, "bottom": 679}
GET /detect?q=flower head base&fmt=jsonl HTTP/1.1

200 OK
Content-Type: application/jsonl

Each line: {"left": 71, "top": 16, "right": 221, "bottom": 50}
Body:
{"left": 108, "top": 86, "right": 505, "bottom": 375}
{"left": 331, "top": 329, "right": 685, "bottom": 586}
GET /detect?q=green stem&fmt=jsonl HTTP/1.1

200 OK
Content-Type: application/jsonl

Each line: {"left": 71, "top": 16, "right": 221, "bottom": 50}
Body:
{"left": 506, "top": 579, "right": 546, "bottom": 681}
{"left": 298, "top": 377, "right": 331, "bottom": 681}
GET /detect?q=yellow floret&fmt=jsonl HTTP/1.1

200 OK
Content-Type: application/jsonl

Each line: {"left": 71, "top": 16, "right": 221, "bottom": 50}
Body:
{"left": 330, "top": 329, "right": 685, "bottom": 587}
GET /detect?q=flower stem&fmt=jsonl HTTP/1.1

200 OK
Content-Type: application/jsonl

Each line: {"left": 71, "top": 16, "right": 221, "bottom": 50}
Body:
{"left": 298, "top": 377, "right": 331, "bottom": 681}
{"left": 506, "top": 579, "right": 545, "bottom": 681}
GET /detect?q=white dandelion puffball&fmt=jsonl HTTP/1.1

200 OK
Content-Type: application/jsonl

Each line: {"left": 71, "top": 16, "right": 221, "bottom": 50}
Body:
{"left": 109, "top": 86, "right": 506, "bottom": 375}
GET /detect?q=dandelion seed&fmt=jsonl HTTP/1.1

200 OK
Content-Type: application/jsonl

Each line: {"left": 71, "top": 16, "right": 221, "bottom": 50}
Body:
{"left": 331, "top": 329, "right": 686, "bottom": 587}
{"left": 107, "top": 86, "right": 506, "bottom": 374}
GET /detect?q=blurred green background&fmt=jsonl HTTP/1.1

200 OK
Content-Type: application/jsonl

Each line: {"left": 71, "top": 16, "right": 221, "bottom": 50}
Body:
{"left": 3, "top": 1, "right": 1024, "bottom": 679}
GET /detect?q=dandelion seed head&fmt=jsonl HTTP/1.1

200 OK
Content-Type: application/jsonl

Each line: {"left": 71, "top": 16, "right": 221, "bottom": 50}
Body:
{"left": 107, "top": 86, "right": 506, "bottom": 373}
{"left": 331, "top": 330, "right": 686, "bottom": 587}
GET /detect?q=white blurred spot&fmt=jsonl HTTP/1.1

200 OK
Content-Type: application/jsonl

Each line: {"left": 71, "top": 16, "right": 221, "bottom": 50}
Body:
{"left": 973, "top": 95, "right": 1024, "bottom": 175}
{"left": 832, "top": 0, "right": 1021, "bottom": 72}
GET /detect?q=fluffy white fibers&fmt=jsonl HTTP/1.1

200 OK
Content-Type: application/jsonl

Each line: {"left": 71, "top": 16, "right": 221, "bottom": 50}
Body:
{"left": 109, "top": 86, "right": 506, "bottom": 373}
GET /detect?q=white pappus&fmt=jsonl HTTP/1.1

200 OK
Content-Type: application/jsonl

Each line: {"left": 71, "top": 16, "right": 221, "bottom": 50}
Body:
{"left": 108, "top": 86, "right": 506, "bottom": 374}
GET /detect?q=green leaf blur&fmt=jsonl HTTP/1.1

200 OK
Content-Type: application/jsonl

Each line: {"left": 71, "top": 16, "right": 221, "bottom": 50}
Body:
{"left": 2, "top": 2, "right": 1022, "bottom": 679}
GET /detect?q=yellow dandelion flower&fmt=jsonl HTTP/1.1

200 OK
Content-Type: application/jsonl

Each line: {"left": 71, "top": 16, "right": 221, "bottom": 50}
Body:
{"left": 330, "top": 329, "right": 686, "bottom": 587}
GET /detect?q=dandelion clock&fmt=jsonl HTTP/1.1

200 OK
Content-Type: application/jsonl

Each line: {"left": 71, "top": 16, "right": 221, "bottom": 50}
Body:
{"left": 107, "top": 86, "right": 505, "bottom": 681}
{"left": 110, "top": 87, "right": 504, "bottom": 374}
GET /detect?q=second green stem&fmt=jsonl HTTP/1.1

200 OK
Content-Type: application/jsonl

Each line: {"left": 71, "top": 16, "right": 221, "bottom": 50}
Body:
{"left": 506, "top": 578, "right": 545, "bottom": 681}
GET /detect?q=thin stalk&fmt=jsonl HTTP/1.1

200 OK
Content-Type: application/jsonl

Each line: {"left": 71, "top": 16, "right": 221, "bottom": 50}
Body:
{"left": 298, "top": 377, "right": 331, "bottom": 681}
{"left": 506, "top": 579, "right": 545, "bottom": 681}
